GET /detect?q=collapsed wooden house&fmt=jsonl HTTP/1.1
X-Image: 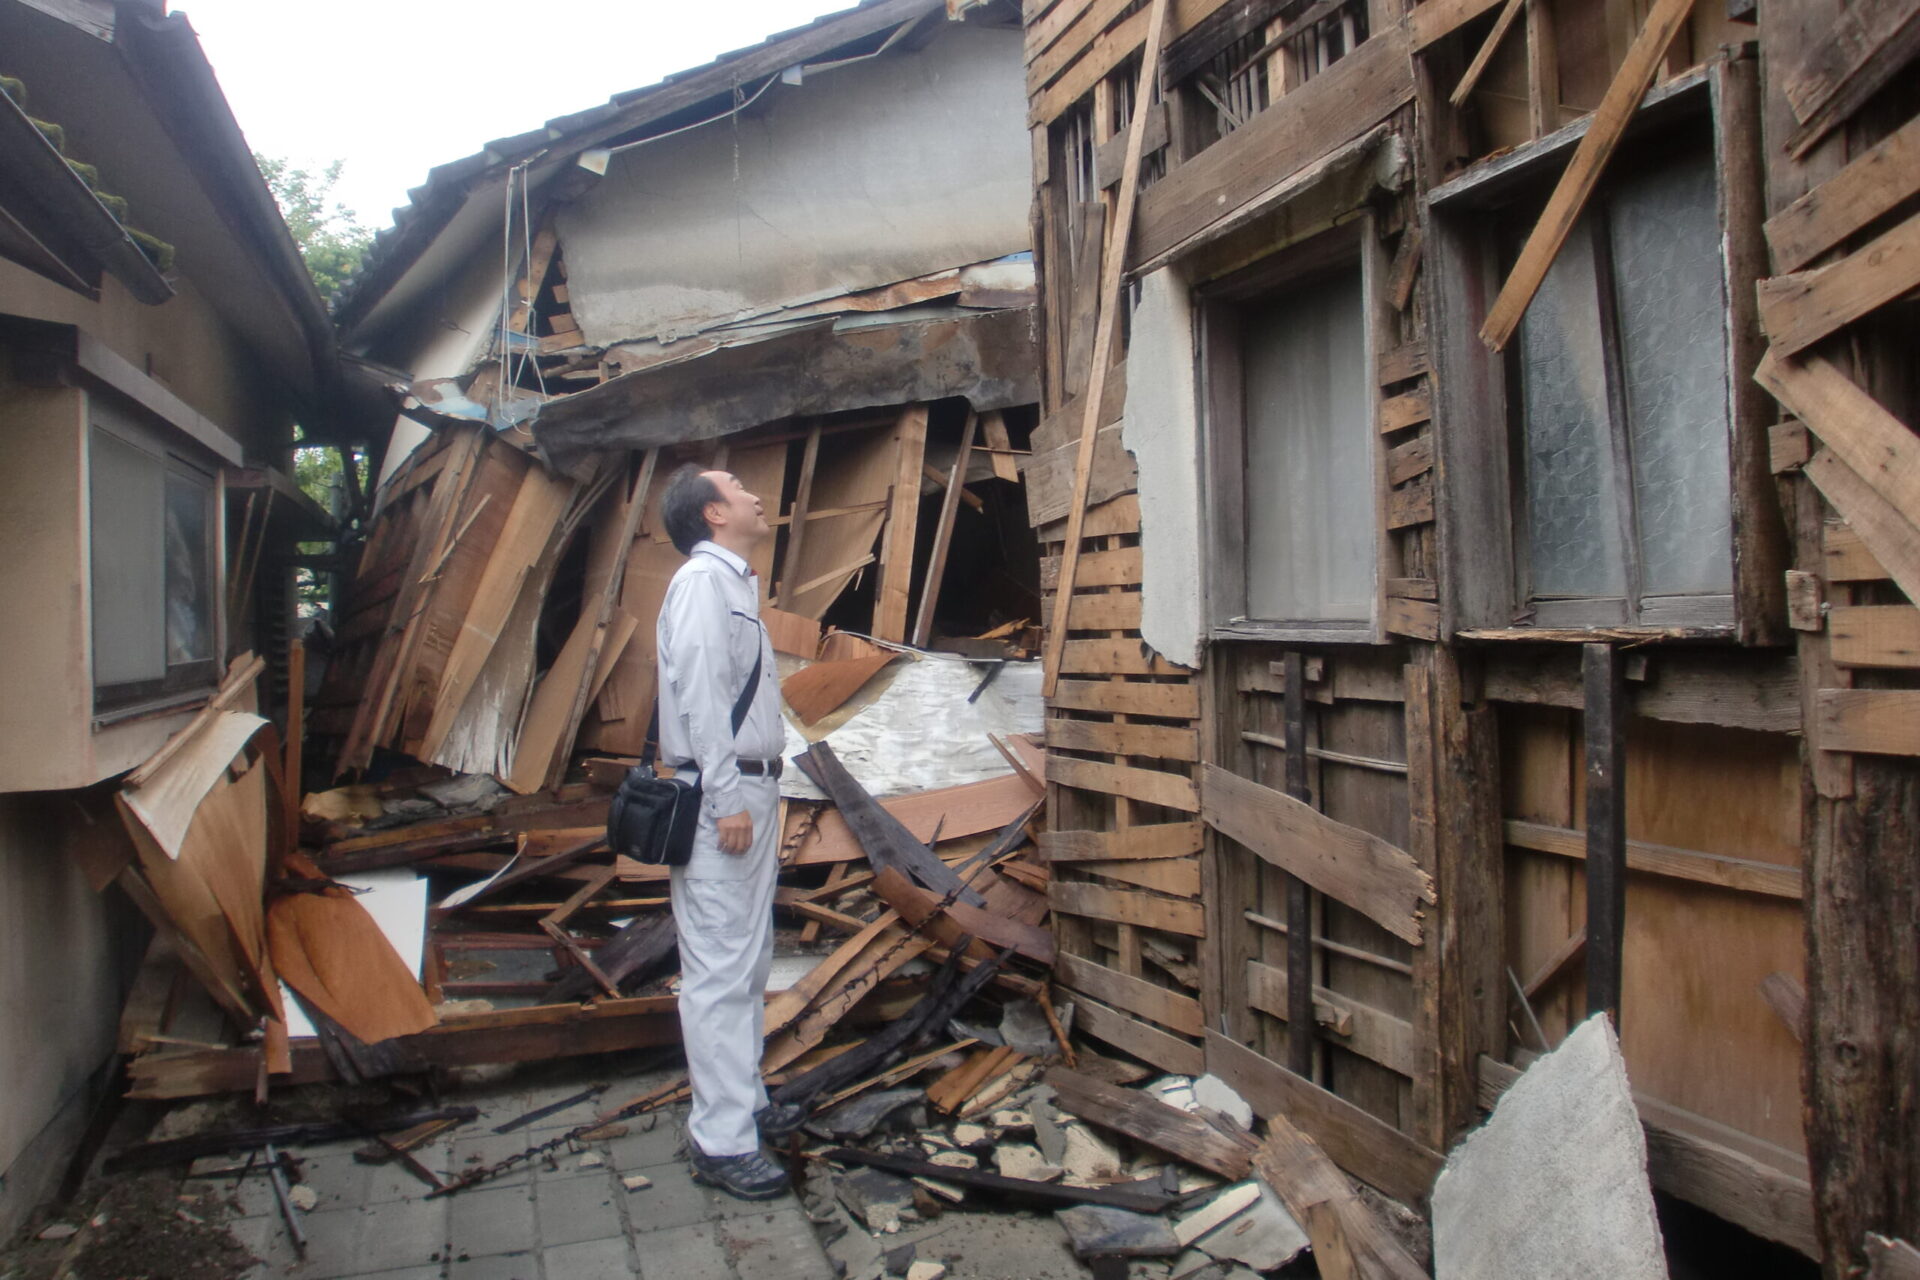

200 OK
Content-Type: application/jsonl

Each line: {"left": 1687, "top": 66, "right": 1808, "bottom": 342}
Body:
{"left": 1017, "top": 0, "right": 1920, "bottom": 1272}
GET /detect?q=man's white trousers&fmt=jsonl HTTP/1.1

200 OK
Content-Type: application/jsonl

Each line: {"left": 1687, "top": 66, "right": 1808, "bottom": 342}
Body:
{"left": 669, "top": 775, "right": 780, "bottom": 1158}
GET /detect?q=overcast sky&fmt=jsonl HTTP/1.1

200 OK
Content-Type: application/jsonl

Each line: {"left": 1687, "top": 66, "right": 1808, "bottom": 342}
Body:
{"left": 175, "top": 0, "right": 849, "bottom": 230}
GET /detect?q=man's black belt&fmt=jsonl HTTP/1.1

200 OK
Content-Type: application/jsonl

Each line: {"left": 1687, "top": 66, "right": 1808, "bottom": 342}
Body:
{"left": 671, "top": 758, "right": 783, "bottom": 779}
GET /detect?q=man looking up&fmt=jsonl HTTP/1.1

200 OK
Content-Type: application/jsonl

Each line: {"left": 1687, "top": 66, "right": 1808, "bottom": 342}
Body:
{"left": 656, "top": 464, "right": 802, "bottom": 1199}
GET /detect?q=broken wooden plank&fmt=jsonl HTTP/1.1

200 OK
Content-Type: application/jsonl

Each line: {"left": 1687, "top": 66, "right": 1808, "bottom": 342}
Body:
{"left": 913, "top": 411, "right": 979, "bottom": 647}
{"left": 873, "top": 866, "right": 1054, "bottom": 965}
{"left": 1050, "top": 880, "right": 1203, "bottom": 936}
{"left": 1201, "top": 764, "right": 1433, "bottom": 944}
{"left": 1252, "top": 1115, "right": 1428, "bottom": 1280}
{"left": 795, "top": 743, "right": 988, "bottom": 906}
{"left": 873, "top": 405, "right": 930, "bottom": 643}
{"left": 1478, "top": 0, "right": 1696, "bottom": 351}
{"left": 1049, "top": 756, "right": 1199, "bottom": 812}
{"left": 1448, "top": 0, "right": 1526, "bottom": 107}
{"left": 1758, "top": 211, "right": 1920, "bottom": 358}
{"left": 1040, "top": 823, "right": 1204, "bottom": 862}
{"left": 1805, "top": 450, "right": 1920, "bottom": 609}
{"left": 1245, "top": 960, "right": 1417, "bottom": 1078}
{"left": 1766, "top": 112, "right": 1920, "bottom": 273}
{"left": 1047, "top": 1067, "right": 1251, "bottom": 1180}
{"left": 1781, "top": 0, "right": 1920, "bottom": 157}
{"left": 824, "top": 1146, "right": 1175, "bottom": 1213}
{"left": 1054, "top": 953, "right": 1202, "bottom": 1037}
{"left": 1207, "top": 1031, "right": 1444, "bottom": 1208}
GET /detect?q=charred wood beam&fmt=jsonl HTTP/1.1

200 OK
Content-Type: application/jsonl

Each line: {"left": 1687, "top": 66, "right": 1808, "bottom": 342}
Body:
{"left": 794, "top": 742, "right": 988, "bottom": 908}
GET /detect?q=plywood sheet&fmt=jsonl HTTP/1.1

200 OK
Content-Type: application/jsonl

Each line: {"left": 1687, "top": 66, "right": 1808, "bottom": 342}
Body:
{"left": 786, "top": 424, "right": 897, "bottom": 619}
{"left": 267, "top": 854, "right": 438, "bottom": 1044}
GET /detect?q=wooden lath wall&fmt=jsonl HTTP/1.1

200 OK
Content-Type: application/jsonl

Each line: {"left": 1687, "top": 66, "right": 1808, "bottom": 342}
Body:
{"left": 1024, "top": 0, "right": 1920, "bottom": 1270}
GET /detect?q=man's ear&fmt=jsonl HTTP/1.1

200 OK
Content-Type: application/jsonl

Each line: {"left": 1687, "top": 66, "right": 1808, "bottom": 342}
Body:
{"left": 702, "top": 499, "right": 729, "bottom": 530}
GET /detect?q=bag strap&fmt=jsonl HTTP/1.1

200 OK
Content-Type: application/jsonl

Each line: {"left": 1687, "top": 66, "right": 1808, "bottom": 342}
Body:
{"left": 641, "top": 624, "right": 766, "bottom": 768}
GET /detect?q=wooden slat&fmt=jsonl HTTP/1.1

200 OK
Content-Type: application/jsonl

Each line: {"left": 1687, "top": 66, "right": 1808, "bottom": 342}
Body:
{"left": 1386, "top": 475, "right": 1435, "bottom": 529}
{"left": 1041, "top": 546, "right": 1143, "bottom": 590}
{"left": 1379, "top": 388, "right": 1433, "bottom": 435}
{"left": 1206, "top": 1031, "right": 1443, "bottom": 1207}
{"left": 1075, "top": 992, "right": 1205, "bottom": 1074}
{"left": 1041, "top": 823, "right": 1205, "bottom": 861}
{"left": 1478, "top": 0, "right": 1697, "bottom": 351}
{"left": 1816, "top": 688, "right": 1920, "bottom": 756}
{"left": 1046, "top": 717, "right": 1200, "bottom": 761}
{"left": 1024, "top": 424, "right": 1136, "bottom": 527}
{"left": 1830, "top": 605, "right": 1920, "bottom": 667}
{"left": 1386, "top": 434, "right": 1434, "bottom": 486}
{"left": 1075, "top": 855, "right": 1201, "bottom": 896}
{"left": 873, "top": 405, "right": 930, "bottom": 643}
{"left": 1056, "top": 953, "right": 1202, "bottom": 1035}
{"left": 1051, "top": 678, "right": 1200, "bottom": 719}
{"left": 1246, "top": 960, "right": 1417, "bottom": 1077}
{"left": 1765, "top": 113, "right": 1920, "bottom": 274}
{"left": 1065, "top": 589, "right": 1144, "bottom": 631}
{"left": 1780, "top": 0, "right": 1920, "bottom": 157}
{"left": 1383, "top": 596, "right": 1442, "bottom": 641}
{"left": 1826, "top": 522, "right": 1890, "bottom": 582}
{"left": 1758, "top": 212, "right": 1920, "bottom": 358}
{"left": 1059, "top": 639, "right": 1186, "bottom": 676}
{"left": 1504, "top": 819, "right": 1803, "bottom": 900}
{"left": 1049, "top": 755, "right": 1200, "bottom": 812}
{"left": 1408, "top": 0, "right": 1507, "bottom": 48}
{"left": 1049, "top": 880, "right": 1205, "bottom": 936}
{"left": 1201, "top": 764, "right": 1434, "bottom": 944}
{"left": 1448, "top": 0, "right": 1526, "bottom": 106}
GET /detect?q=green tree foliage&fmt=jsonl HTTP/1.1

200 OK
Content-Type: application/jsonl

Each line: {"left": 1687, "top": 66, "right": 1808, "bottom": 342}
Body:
{"left": 256, "top": 154, "right": 373, "bottom": 303}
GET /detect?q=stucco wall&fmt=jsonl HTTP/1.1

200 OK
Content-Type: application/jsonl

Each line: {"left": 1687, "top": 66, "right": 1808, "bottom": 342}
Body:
{"left": 0, "top": 796, "right": 142, "bottom": 1239}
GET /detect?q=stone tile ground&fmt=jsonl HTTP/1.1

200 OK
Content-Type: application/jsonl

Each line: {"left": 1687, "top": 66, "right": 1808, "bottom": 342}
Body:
{"left": 215, "top": 1064, "right": 834, "bottom": 1280}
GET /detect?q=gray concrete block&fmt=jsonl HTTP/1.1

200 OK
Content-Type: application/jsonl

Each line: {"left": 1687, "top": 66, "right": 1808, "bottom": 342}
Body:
{"left": 449, "top": 1249, "right": 540, "bottom": 1280}
{"left": 1432, "top": 1013, "right": 1668, "bottom": 1280}
{"left": 631, "top": 1221, "right": 737, "bottom": 1280}
{"left": 450, "top": 1184, "right": 537, "bottom": 1261}
{"left": 617, "top": 1160, "right": 717, "bottom": 1233}
{"left": 602, "top": 1121, "right": 684, "bottom": 1173}
{"left": 351, "top": 1194, "right": 451, "bottom": 1275}
{"left": 543, "top": 1234, "right": 640, "bottom": 1278}
{"left": 536, "top": 1172, "right": 627, "bottom": 1248}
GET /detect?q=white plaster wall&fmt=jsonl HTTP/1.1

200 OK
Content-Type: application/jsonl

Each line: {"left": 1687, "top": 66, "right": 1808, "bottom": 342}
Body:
{"left": 0, "top": 797, "right": 133, "bottom": 1237}
{"left": 372, "top": 246, "right": 506, "bottom": 489}
{"left": 1125, "top": 268, "right": 1205, "bottom": 667}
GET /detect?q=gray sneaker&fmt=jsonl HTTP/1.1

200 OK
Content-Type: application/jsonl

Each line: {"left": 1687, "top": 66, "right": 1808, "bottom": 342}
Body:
{"left": 688, "top": 1145, "right": 789, "bottom": 1201}
{"left": 754, "top": 1101, "right": 810, "bottom": 1141}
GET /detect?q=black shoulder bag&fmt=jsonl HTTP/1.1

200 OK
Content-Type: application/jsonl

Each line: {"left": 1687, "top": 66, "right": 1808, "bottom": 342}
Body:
{"left": 606, "top": 647, "right": 764, "bottom": 866}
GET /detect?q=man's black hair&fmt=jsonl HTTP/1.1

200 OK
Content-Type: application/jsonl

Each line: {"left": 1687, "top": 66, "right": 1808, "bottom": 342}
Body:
{"left": 661, "top": 463, "right": 723, "bottom": 556}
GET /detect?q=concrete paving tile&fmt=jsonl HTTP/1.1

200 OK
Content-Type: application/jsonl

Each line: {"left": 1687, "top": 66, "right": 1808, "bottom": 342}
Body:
{"left": 613, "top": 1161, "right": 713, "bottom": 1233}
{"left": 355, "top": 1267, "right": 446, "bottom": 1280}
{"left": 451, "top": 1133, "right": 546, "bottom": 1188}
{"left": 449, "top": 1185, "right": 537, "bottom": 1261}
{"left": 534, "top": 1173, "right": 627, "bottom": 1248}
{"left": 713, "top": 1207, "right": 834, "bottom": 1280}
{"left": 630, "top": 1221, "right": 735, "bottom": 1280}
{"left": 297, "top": 1151, "right": 372, "bottom": 1212}
{"left": 284, "top": 1205, "right": 363, "bottom": 1278}
{"left": 228, "top": 1213, "right": 298, "bottom": 1273}
{"left": 541, "top": 1236, "right": 638, "bottom": 1279}
{"left": 350, "top": 1195, "right": 449, "bottom": 1275}
{"left": 601, "top": 1123, "right": 682, "bottom": 1174}
{"left": 535, "top": 1149, "right": 617, "bottom": 1183}
{"left": 447, "top": 1250, "right": 539, "bottom": 1280}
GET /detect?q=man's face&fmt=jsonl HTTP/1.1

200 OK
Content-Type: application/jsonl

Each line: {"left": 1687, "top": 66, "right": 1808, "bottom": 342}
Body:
{"left": 701, "top": 470, "right": 770, "bottom": 545}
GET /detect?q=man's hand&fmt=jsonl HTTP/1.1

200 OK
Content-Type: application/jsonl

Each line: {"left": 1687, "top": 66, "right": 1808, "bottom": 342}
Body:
{"left": 715, "top": 809, "right": 753, "bottom": 855}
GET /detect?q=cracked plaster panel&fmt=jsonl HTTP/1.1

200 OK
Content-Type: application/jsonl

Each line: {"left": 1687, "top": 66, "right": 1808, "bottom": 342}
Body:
{"left": 1125, "top": 267, "right": 1204, "bottom": 668}
{"left": 555, "top": 23, "right": 1031, "bottom": 350}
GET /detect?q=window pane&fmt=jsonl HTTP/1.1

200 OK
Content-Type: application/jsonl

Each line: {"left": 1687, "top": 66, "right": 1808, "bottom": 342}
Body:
{"left": 1608, "top": 154, "right": 1733, "bottom": 596}
{"left": 1517, "top": 229, "right": 1627, "bottom": 599}
{"left": 90, "top": 427, "right": 166, "bottom": 686}
{"left": 1241, "top": 267, "right": 1372, "bottom": 622}
{"left": 165, "top": 470, "right": 213, "bottom": 665}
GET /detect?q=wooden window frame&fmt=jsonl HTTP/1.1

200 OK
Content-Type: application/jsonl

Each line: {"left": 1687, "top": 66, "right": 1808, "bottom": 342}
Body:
{"left": 1198, "top": 215, "right": 1388, "bottom": 645}
{"left": 1424, "top": 59, "right": 1783, "bottom": 642}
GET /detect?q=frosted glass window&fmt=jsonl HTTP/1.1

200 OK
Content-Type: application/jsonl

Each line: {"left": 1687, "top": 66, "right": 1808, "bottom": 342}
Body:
{"left": 1506, "top": 139, "right": 1732, "bottom": 621}
{"left": 1608, "top": 155, "right": 1732, "bottom": 596}
{"left": 1241, "top": 267, "right": 1372, "bottom": 622}
{"left": 1517, "top": 237, "right": 1627, "bottom": 599}
{"left": 165, "top": 469, "right": 214, "bottom": 664}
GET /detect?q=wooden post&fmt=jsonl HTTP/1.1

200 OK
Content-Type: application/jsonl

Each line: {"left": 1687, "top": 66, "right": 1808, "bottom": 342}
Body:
{"left": 1282, "top": 651, "right": 1316, "bottom": 1080}
{"left": 873, "top": 405, "right": 930, "bottom": 643}
{"left": 912, "top": 411, "right": 977, "bottom": 648}
{"left": 777, "top": 421, "right": 822, "bottom": 608}
{"left": 285, "top": 635, "right": 305, "bottom": 855}
{"left": 1582, "top": 643, "right": 1626, "bottom": 1025}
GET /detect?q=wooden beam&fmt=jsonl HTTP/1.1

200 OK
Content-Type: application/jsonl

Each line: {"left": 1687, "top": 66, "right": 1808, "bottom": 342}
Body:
{"left": 1583, "top": 644, "right": 1626, "bottom": 1025}
{"left": 1448, "top": 0, "right": 1525, "bottom": 107}
{"left": 872, "top": 405, "right": 930, "bottom": 643}
{"left": 1281, "top": 651, "right": 1315, "bottom": 1080}
{"left": 1478, "top": 0, "right": 1696, "bottom": 351}
{"left": 1504, "top": 819, "right": 1803, "bottom": 900}
{"left": 1048, "top": 1066, "right": 1251, "bottom": 1179}
{"left": 776, "top": 422, "right": 822, "bottom": 607}
{"left": 912, "top": 411, "right": 978, "bottom": 647}
{"left": 1830, "top": 605, "right": 1920, "bottom": 668}
{"left": 1781, "top": 0, "right": 1920, "bottom": 158}
{"left": 1041, "top": 0, "right": 1171, "bottom": 699}
{"left": 1252, "top": 1118, "right": 1429, "bottom": 1280}
{"left": 1200, "top": 764, "right": 1434, "bottom": 945}
{"left": 1804, "top": 450, "right": 1920, "bottom": 608}
{"left": 1816, "top": 689, "right": 1920, "bottom": 756}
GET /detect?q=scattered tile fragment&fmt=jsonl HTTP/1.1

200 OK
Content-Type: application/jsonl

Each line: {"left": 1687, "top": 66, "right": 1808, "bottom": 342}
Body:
{"left": 287, "top": 1185, "right": 318, "bottom": 1212}
{"left": 37, "top": 1223, "right": 78, "bottom": 1241}
{"left": 993, "top": 1143, "right": 1063, "bottom": 1182}
{"left": 905, "top": 1262, "right": 947, "bottom": 1280}
{"left": 1191, "top": 1075, "right": 1252, "bottom": 1130}
{"left": 1192, "top": 1185, "right": 1307, "bottom": 1272}
{"left": 621, "top": 1173, "right": 652, "bottom": 1191}
{"left": 1056, "top": 1205, "right": 1184, "bottom": 1258}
